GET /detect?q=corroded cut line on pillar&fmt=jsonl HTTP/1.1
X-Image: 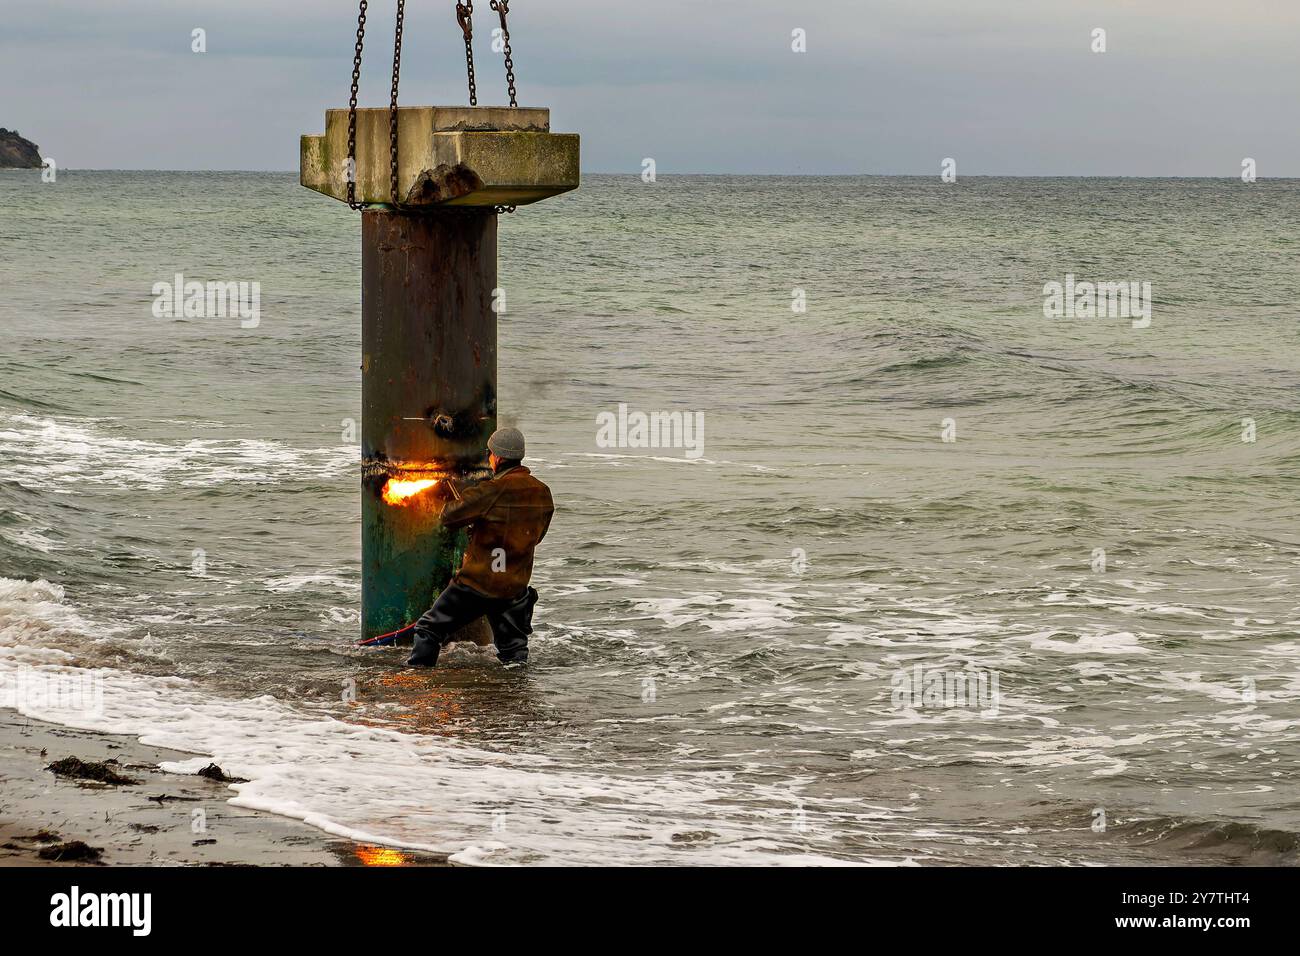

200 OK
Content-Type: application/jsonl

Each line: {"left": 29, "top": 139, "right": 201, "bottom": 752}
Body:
{"left": 361, "top": 460, "right": 491, "bottom": 482}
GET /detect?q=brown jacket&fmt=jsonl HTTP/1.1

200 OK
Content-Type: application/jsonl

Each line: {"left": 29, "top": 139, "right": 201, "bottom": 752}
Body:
{"left": 441, "top": 466, "right": 555, "bottom": 599}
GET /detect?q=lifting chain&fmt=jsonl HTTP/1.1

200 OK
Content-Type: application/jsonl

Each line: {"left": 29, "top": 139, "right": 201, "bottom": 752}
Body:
{"left": 490, "top": 0, "right": 519, "bottom": 107}
{"left": 346, "top": 1, "right": 370, "bottom": 210}
{"left": 346, "top": 0, "right": 520, "bottom": 213}
{"left": 389, "top": 0, "right": 407, "bottom": 206}
{"left": 456, "top": 2, "right": 478, "bottom": 106}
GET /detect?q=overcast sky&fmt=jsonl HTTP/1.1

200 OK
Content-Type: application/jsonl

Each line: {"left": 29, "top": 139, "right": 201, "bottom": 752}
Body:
{"left": 3, "top": 0, "right": 1297, "bottom": 175}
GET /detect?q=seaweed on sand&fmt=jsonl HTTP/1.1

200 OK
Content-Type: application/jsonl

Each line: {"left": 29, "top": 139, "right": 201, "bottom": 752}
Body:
{"left": 197, "top": 763, "right": 249, "bottom": 784}
{"left": 45, "top": 756, "right": 137, "bottom": 786}
{"left": 38, "top": 840, "right": 103, "bottom": 863}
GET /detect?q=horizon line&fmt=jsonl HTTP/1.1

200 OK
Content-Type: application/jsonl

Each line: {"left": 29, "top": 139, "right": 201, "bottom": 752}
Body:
{"left": 5, "top": 169, "right": 1297, "bottom": 180}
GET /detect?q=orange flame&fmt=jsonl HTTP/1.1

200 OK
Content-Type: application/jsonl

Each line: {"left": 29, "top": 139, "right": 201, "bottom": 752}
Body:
{"left": 353, "top": 844, "right": 417, "bottom": 867}
{"left": 382, "top": 477, "right": 441, "bottom": 506}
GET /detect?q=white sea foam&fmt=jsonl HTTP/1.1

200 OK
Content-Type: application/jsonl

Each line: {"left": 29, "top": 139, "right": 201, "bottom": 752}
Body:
{"left": 0, "top": 527, "right": 59, "bottom": 553}
{"left": 633, "top": 593, "right": 799, "bottom": 632}
{"left": 566, "top": 452, "right": 775, "bottom": 472}
{"left": 0, "top": 576, "right": 887, "bottom": 865}
{"left": 263, "top": 573, "right": 360, "bottom": 594}
{"left": 1018, "top": 629, "right": 1149, "bottom": 656}
{"left": 0, "top": 411, "right": 353, "bottom": 491}
{"left": 0, "top": 577, "right": 107, "bottom": 665}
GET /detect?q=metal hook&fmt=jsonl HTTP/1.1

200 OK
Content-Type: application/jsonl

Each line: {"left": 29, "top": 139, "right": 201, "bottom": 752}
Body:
{"left": 490, "top": 0, "right": 509, "bottom": 30}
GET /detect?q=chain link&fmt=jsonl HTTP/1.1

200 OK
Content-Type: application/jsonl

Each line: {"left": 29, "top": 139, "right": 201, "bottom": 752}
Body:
{"left": 456, "top": 2, "right": 478, "bottom": 106}
{"left": 389, "top": 0, "right": 407, "bottom": 206}
{"left": 489, "top": 0, "right": 518, "bottom": 107}
{"left": 346, "top": 1, "right": 370, "bottom": 210}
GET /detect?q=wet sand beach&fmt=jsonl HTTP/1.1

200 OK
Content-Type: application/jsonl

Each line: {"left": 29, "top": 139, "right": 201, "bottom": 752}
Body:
{"left": 0, "top": 709, "right": 447, "bottom": 867}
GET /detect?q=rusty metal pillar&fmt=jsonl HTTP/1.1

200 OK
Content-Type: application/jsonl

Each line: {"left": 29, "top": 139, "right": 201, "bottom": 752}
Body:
{"left": 300, "top": 106, "right": 578, "bottom": 642}
{"left": 360, "top": 210, "right": 497, "bottom": 639}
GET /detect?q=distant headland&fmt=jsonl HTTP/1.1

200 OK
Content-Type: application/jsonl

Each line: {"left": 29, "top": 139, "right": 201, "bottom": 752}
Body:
{"left": 0, "top": 129, "right": 43, "bottom": 168}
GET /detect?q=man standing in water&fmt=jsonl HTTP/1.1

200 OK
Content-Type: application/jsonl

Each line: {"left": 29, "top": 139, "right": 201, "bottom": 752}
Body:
{"left": 406, "top": 427, "right": 554, "bottom": 668}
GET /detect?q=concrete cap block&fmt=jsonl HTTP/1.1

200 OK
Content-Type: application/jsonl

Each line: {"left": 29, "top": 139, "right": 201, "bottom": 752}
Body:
{"left": 301, "top": 106, "right": 579, "bottom": 207}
